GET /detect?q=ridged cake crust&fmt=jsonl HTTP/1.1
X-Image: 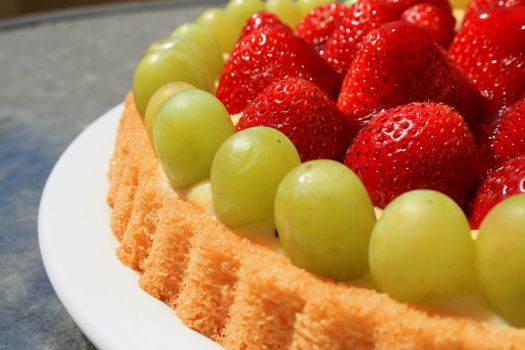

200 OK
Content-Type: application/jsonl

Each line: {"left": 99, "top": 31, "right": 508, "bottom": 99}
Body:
{"left": 107, "top": 93, "right": 525, "bottom": 350}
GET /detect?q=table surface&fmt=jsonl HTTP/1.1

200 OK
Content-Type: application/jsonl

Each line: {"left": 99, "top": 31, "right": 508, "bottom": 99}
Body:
{"left": 0, "top": 1, "right": 222, "bottom": 348}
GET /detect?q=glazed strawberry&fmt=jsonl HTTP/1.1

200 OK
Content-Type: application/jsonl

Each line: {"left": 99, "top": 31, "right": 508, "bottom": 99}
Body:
{"left": 236, "top": 78, "right": 356, "bottom": 162}
{"left": 240, "top": 11, "right": 285, "bottom": 38}
{"left": 469, "top": 156, "right": 525, "bottom": 228}
{"left": 490, "top": 97, "right": 525, "bottom": 167}
{"left": 463, "top": 0, "right": 525, "bottom": 22}
{"left": 449, "top": 8, "right": 525, "bottom": 119}
{"left": 401, "top": 3, "right": 456, "bottom": 48}
{"left": 337, "top": 21, "right": 487, "bottom": 132}
{"left": 322, "top": 0, "right": 450, "bottom": 75}
{"left": 295, "top": 3, "right": 352, "bottom": 54}
{"left": 345, "top": 102, "right": 479, "bottom": 208}
{"left": 322, "top": 0, "right": 399, "bottom": 76}
{"left": 217, "top": 26, "right": 341, "bottom": 114}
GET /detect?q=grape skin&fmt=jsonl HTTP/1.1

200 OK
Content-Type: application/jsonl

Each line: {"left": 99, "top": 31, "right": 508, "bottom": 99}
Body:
{"left": 275, "top": 160, "right": 376, "bottom": 281}
{"left": 297, "top": 0, "right": 334, "bottom": 16}
{"left": 171, "top": 23, "right": 224, "bottom": 80}
{"left": 211, "top": 127, "right": 301, "bottom": 228}
{"left": 153, "top": 89, "right": 235, "bottom": 188}
{"left": 144, "top": 82, "right": 195, "bottom": 146}
{"left": 197, "top": 8, "right": 240, "bottom": 53}
{"left": 265, "top": 0, "right": 302, "bottom": 28}
{"left": 476, "top": 193, "right": 525, "bottom": 327}
{"left": 225, "top": 0, "right": 266, "bottom": 30}
{"left": 132, "top": 50, "right": 211, "bottom": 116}
{"left": 145, "top": 37, "right": 213, "bottom": 85}
{"left": 369, "top": 190, "right": 476, "bottom": 303}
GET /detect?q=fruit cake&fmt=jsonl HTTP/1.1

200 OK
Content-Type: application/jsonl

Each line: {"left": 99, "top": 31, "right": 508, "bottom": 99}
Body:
{"left": 108, "top": 0, "right": 525, "bottom": 348}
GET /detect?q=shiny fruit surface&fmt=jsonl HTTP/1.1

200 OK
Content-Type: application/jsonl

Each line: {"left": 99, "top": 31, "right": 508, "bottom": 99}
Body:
{"left": 476, "top": 194, "right": 525, "bottom": 327}
{"left": 132, "top": 50, "right": 211, "bottom": 116}
{"left": 145, "top": 37, "right": 213, "bottom": 83}
{"left": 211, "top": 126, "right": 301, "bottom": 227}
{"left": 171, "top": 23, "right": 223, "bottom": 79}
{"left": 275, "top": 160, "right": 376, "bottom": 281}
{"left": 144, "top": 81, "right": 195, "bottom": 145}
{"left": 369, "top": 190, "right": 476, "bottom": 303}
{"left": 265, "top": 0, "right": 302, "bottom": 28}
{"left": 153, "top": 89, "right": 235, "bottom": 188}
{"left": 225, "top": 0, "right": 266, "bottom": 29}
{"left": 297, "top": 0, "right": 334, "bottom": 16}
{"left": 197, "top": 8, "right": 240, "bottom": 53}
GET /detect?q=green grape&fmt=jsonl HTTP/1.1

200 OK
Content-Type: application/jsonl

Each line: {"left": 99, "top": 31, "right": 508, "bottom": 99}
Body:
{"left": 132, "top": 50, "right": 212, "bottom": 116}
{"left": 153, "top": 89, "right": 235, "bottom": 188}
{"left": 297, "top": 0, "right": 333, "bottom": 16}
{"left": 171, "top": 23, "right": 223, "bottom": 80}
{"left": 197, "top": 8, "right": 240, "bottom": 53}
{"left": 144, "top": 81, "right": 195, "bottom": 145}
{"left": 211, "top": 127, "right": 300, "bottom": 228}
{"left": 265, "top": 0, "right": 302, "bottom": 28}
{"left": 275, "top": 160, "right": 376, "bottom": 281}
{"left": 344, "top": 0, "right": 357, "bottom": 6}
{"left": 369, "top": 190, "right": 476, "bottom": 303}
{"left": 225, "top": 0, "right": 265, "bottom": 29}
{"left": 476, "top": 194, "right": 525, "bottom": 327}
{"left": 144, "top": 36, "right": 213, "bottom": 83}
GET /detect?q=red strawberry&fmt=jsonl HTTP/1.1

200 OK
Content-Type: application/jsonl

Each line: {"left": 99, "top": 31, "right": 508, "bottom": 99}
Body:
{"left": 401, "top": 3, "right": 456, "bottom": 48}
{"left": 490, "top": 97, "right": 525, "bottom": 166}
{"left": 322, "top": 0, "right": 450, "bottom": 75}
{"left": 240, "top": 11, "right": 285, "bottom": 38}
{"left": 337, "top": 21, "right": 487, "bottom": 133}
{"left": 463, "top": 0, "right": 525, "bottom": 22}
{"left": 469, "top": 156, "right": 525, "bottom": 228}
{"left": 345, "top": 102, "right": 479, "bottom": 208}
{"left": 295, "top": 3, "right": 352, "bottom": 54}
{"left": 217, "top": 26, "right": 341, "bottom": 114}
{"left": 236, "top": 78, "right": 357, "bottom": 162}
{"left": 449, "top": 8, "right": 525, "bottom": 120}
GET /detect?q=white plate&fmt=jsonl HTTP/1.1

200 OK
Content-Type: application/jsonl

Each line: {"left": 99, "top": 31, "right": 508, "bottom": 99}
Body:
{"left": 38, "top": 104, "right": 222, "bottom": 350}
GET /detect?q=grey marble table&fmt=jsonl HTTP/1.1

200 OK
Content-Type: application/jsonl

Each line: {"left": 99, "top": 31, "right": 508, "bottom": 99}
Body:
{"left": 0, "top": 1, "right": 222, "bottom": 348}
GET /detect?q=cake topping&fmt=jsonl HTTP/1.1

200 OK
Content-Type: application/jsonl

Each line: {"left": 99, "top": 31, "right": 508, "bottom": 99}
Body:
{"left": 336, "top": 20, "right": 487, "bottom": 130}
{"left": 322, "top": 0, "right": 451, "bottom": 76}
{"left": 475, "top": 193, "right": 525, "bottom": 328}
{"left": 369, "top": 190, "right": 476, "bottom": 302}
{"left": 240, "top": 11, "right": 284, "bottom": 37}
{"left": 345, "top": 102, "right": 479, "bottom": 209}
{"left": 210, "top": 126, "right": 300, "bottom": 227}
{"left": 237, "top": 77, "right": 356, "bottom": 162}
{"left": 470, "top": 156, "right": 525, "bottom": 229}
{"left": 400, "top": 3, "right": 456, "bottom": 48}
{"left": 275, "top": 159, "right": 376, "bottom": 281}
{"left": 216, "top": 24, "right": 340, "bottom": 114}
{"left": 295, "top": 2, "right": 352, "bottom": 54}
{"left": 153, "top": 88, "right": 235, "bottom": 188}
{"left": 127, "top": 0, "right": 525, "bottom": 328}
{"left": 449, "top": 8, "right": 525, "bottom": 118}
{"left": 132, "top": 49, "right": 212, "bottom": 116}
{"left": 490, "top": 97, "right": 525, "bottom": 167}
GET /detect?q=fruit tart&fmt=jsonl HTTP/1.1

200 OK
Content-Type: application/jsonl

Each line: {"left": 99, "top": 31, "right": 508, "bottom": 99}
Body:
{"left": 108, "top": 0, "right": 525, "bottom": 348}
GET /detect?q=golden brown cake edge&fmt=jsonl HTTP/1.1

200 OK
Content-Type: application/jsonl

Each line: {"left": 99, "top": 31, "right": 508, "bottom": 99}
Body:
{"left": 107, "top": 92, "right": 525, "bottom": 350}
